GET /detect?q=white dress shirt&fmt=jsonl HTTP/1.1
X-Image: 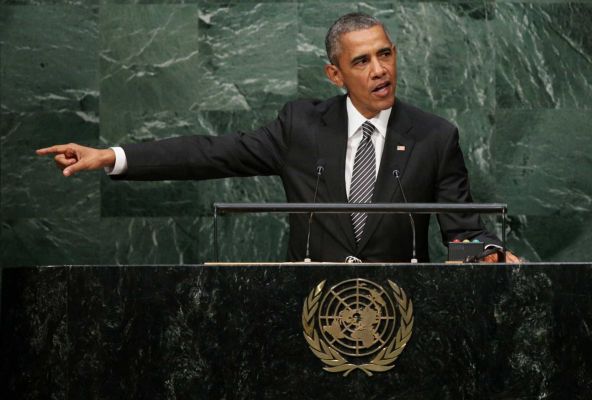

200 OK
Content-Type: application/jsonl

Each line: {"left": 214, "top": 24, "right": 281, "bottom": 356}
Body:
{"left": 105, "top": 146, "right": 127, "bottom": 175}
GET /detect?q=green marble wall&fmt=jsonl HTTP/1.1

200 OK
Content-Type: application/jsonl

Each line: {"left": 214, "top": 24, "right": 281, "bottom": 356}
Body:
{"left": 1, "top": 1, "right": 591, "bottom": 266}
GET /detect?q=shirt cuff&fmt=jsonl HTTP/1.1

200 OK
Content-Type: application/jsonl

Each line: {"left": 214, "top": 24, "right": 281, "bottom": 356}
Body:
{"left": 104, "top": 146, "right": 128, "bottom": 175}
{"left": 485, "top": 244, "right": 503, "bottom": 251}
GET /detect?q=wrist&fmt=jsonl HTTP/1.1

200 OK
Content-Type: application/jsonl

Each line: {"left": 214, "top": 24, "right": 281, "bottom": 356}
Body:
{"left": 101, "top": 148, "right": 116, "bottom": 169}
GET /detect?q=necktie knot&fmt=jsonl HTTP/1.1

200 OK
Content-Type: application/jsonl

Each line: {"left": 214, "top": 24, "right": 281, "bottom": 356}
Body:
{"left": 361, "top": 121, "right": 375, "bottom": 141}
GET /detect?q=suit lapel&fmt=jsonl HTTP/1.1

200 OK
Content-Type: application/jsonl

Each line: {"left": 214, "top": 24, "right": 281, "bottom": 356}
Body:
{"left": 317, "top": 96, "right": 357, "bottom": 250}
{"left": 357, "top": 100, "right": 416, "bottom": 251}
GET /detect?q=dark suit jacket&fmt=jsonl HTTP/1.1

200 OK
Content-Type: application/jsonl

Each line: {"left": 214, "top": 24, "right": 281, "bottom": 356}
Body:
{"left": 117, "top": 95, "right": 500, "bottom": 262}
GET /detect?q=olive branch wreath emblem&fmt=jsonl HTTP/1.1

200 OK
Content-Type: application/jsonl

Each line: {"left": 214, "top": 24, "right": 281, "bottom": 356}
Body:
{"left": 301, "top": 279, "right": 414, "bottom": 376}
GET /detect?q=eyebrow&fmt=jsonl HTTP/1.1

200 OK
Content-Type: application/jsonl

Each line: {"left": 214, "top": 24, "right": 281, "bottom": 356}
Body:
{"left": 349, "top": 46, "right": 393, "bottom": 65}
{"left": 350, "top": 54, "right": 368, "bottom": 65}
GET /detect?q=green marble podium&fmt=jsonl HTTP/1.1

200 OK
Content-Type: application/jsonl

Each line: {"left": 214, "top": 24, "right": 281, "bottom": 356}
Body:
{"left": 2, "top": 263, "right": 591, "bottom": 399}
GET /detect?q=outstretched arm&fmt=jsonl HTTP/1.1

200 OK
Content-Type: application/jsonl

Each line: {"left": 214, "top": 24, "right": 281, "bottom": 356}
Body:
{"left": 36, "top": 143, "right": 116, "bottom": 177}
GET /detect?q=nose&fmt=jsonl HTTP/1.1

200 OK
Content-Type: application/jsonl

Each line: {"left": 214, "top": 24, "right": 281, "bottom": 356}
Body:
{"left": 369, "top": 57, "right": 386, "bottom": 79}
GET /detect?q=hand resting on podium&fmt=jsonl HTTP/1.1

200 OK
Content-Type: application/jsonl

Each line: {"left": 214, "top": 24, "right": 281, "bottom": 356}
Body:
{"left": 482, "top": 251, "right": 520, "bottom": 263}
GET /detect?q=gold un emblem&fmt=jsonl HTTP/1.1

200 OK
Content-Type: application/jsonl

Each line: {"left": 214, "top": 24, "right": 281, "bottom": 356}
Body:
{"left": 302, "top": 279, "right": 414, "bottom": 376}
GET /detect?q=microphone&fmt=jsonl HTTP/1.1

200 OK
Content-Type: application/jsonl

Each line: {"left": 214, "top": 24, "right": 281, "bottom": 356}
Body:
{"left": 304, "top": 160, "right": 325, "bottom": 262}
{"left": 393, "top": 170, "right": 418, "bottom": 263}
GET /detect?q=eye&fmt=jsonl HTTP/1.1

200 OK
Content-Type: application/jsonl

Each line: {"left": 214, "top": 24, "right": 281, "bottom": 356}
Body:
{"left": 352, "top": 57, "right": 368, "bottom": 66}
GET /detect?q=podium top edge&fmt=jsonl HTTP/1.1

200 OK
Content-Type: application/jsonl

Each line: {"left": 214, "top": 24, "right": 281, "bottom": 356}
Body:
{"left": 2, "top": 262, "right": 592, "bottom": 269}
{"left": 212, "top": 202, "right": 508, "bottom": 214}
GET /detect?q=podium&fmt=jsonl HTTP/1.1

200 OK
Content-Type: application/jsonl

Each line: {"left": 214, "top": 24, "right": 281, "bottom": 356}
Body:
{"left": 2, "top": 263, "right": 592, "bottom": 398}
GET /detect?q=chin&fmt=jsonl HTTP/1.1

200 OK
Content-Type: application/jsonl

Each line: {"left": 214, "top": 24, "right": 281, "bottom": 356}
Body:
{"left": 377, "top": 98, "right": 395, "bottom": 111}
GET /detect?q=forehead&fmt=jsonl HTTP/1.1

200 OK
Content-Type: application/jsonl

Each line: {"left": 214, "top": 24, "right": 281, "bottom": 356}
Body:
{"left": 338, "top": 25, "right": 392, "bottom": 58}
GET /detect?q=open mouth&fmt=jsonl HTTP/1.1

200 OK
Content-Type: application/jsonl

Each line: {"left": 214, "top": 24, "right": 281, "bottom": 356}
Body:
{"left": 372, "top": 81, "right": 390, "bottom": 94}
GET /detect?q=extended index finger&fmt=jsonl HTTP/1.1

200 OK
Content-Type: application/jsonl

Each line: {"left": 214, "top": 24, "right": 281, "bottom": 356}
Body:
{"left": 36, "top": 144, "right": 72, "bottom": 156}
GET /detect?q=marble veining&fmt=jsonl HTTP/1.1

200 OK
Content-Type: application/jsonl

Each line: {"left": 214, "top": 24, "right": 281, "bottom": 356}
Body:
{"left": 1, "top": 1, "right": 591, "bottom": 268}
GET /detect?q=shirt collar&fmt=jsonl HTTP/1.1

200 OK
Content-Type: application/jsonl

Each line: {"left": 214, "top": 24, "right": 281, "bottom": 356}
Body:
{"left": 346, "top": 96, "right": 391, "bottom": 139}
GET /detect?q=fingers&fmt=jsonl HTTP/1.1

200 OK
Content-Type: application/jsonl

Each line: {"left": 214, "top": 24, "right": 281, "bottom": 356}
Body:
{"left": 481, "top": 253, "right": 498, "bottom": 263}
{"left": 40, "top": 143, "right": 113, "bottom": 176}
{"left": 504, "top": 251, "right": 522, "bottom": 264}
{"left": 481, "top": 251, "right": 522, "bottom": 264}
{"left": 37, "top": 143, "right": 94, "bottom": 176}
{"left": 36, "top": 144, "right": 75, "bottom": 155}
{"left": 54, "top": 153, "right": 84, "bottom": 176}
{"left": 54, "top": 154, "right": 77, "bottom": 170}
{"left": 63, "top": 159, "right": 89, "bottom": 177}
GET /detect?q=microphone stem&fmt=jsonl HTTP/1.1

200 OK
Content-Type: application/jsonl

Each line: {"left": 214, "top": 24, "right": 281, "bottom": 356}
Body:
{"left": 408, "top": 213, "right": 417, "bottom": 263}
{"left": 305, "top": 166, "right": 323, "bottom": 262}
{"left": 394, "top": 170, "right": 418, "bottom": 263}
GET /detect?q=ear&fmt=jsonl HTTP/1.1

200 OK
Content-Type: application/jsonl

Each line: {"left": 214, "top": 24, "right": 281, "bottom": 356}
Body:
{"left": 324, "top": 63, "right": 344, "bottom": 88}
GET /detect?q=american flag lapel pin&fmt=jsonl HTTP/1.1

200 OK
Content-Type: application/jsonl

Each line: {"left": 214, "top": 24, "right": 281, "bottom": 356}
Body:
{"left": 397, "top": 145, "right": 406, "bottom": 151}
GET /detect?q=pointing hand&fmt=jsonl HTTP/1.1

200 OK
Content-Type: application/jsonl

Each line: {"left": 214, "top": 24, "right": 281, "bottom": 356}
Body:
{"left": 36, "top": 143, "right": 115, "bottom": 177}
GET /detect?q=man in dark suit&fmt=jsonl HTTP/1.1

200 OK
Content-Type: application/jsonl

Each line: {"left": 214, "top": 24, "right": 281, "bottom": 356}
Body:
{"left": 37, "top": 13, "right": 518, "bottom": 263}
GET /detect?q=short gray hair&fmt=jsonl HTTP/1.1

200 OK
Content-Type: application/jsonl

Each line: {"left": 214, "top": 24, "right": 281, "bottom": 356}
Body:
{"left": 325, "top": 13, "right": 391, "bottom": 65}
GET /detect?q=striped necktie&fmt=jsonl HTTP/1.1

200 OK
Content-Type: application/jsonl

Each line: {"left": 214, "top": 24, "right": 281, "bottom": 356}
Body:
{"left": 349, "top": 121, "right": 376, "bottom": 244}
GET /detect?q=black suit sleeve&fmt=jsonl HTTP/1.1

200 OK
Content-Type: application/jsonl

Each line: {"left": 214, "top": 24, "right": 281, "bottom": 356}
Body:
{"left": 113, "top": 103, "right": 292, "bottom": 181}
{"left": 434, "top": 128, "right": 502, "bottom": 247}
